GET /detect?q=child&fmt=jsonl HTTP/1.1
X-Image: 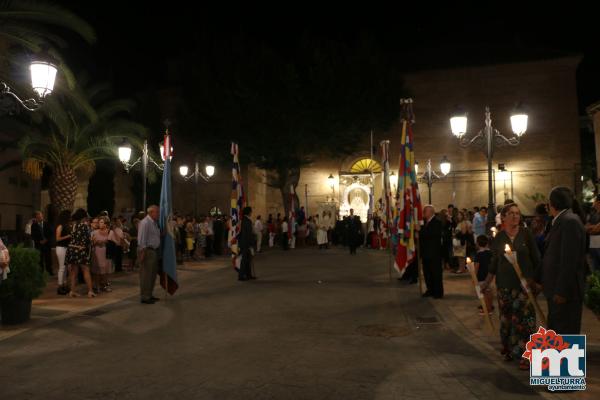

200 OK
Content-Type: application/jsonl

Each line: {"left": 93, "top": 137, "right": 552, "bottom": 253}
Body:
{"left": 474, "top": 235, "right": 494, "bottom": 315}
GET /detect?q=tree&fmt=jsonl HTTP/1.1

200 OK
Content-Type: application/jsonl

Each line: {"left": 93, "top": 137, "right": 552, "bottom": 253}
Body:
{"left": 181, "top": 33, "right": 405, "bottom": 212}
{"left": 15, "top": 81, "right": 147, "bottom": 211}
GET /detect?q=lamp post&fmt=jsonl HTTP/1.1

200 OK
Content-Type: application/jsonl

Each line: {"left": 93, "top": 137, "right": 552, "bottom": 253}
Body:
{"left": 0, "top": 55, "right": 57, "bottom": 115}
{"left": 179, "top": 161, "right": 215, "bottom": 216}
{"left": 118, "top": 138, "right": 165, "bottom": 213}
{"left": 497, "top": 163, "right": 510, "bottom": 203}
{"left": 415, "top": 156, "right": 451, "bottom": 204}
{"left": 389, "top": 171, "right": 398, "bottom": 194}
{"left": 327, "top": 174, "right": 336, "bottom": 200}
{"left": 450, "top": 105, "right": 528, "bottom": 229}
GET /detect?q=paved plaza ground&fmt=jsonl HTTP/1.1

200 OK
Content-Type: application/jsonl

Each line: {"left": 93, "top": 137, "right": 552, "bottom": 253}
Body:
{"left": 0, "top": 247, "right": 598, "bottom": 399}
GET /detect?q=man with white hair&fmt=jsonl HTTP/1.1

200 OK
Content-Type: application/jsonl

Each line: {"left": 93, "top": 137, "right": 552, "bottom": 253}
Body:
{"left": 419, "top": 205, "right": 444, "bottom": 298}
{"left": 137, "top": 205, "right": 161, "bottom": 304}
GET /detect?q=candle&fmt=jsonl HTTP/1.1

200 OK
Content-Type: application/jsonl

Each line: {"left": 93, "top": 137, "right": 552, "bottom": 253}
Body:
{"left": 491, "top": 227, "right": 497, "bottom": 238}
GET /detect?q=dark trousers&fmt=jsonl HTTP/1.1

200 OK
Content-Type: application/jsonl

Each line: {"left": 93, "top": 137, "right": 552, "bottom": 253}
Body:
{"left": 140, "top": 248, "right": 158, "bottom": 301}
{"left": 402, "top": 258, "right": 418, "bottom": 282}
{"left": 114, "top": 246, "right": 123, "bottom": 272}
{"left": 205, "top": 236, "right": 213, "bottom": 258}
{"left": 547, "top": 299, "right": 583, "bottom": 334}
{"left": 38, "top": 247, "right": 52, "bottom": 275}
{"left": 281, "top": 235, "right": 289, "bottom": 250}
{"left": 423, "top": 257, "right": 443, "bottom": 297}
{"left": 239, "top": 249, "right": 252, "bottom": 279}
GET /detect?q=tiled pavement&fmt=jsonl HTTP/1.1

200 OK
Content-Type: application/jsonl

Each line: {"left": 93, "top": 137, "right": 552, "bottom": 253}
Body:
{"left": 0, "top": 247, "right": 596, "bottom": 399}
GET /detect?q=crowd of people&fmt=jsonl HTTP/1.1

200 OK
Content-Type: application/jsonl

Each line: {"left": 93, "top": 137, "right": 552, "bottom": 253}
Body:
{"left": 415, "top": 186, "right": 589, "bottom": 371}
{"left": 27, "top": 209, "right": 133, "bottom": 297}
{"left": 0, "top": 185, "right": 592, "bottom": 372}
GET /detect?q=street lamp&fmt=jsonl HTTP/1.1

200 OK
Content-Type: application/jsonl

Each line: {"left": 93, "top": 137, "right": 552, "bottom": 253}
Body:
{"left": 179, "top": 160, "right": 216, "bottom": 216}
{"left": 1, "top": 54, "right": 57, "bottom": 115}
{"left": 497, "top": 163, "right": 511, "bottom": 203}
{"left": 327, "top": 173, "right": 335, "bottom": 194}
{"left": 389, "top": 171, "right": 398, "bottom": 193}
{"left": 118, "top": 138, "right": 166, "bottom": 213}
{"left": 450, "top": 105, "right": 528, "bottom": 229}
{"left": 416, "top": 156, "right": 451, "bottom": 204}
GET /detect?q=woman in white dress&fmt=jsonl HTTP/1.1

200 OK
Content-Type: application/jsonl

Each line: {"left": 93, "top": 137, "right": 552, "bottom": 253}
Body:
{"left": 317, "top": 213, "right": 329, "bottom": 249}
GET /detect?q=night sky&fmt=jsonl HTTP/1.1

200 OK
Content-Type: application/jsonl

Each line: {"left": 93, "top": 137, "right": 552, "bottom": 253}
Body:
{"left": 58, "top": 2, "right": 600, "bottom": 112}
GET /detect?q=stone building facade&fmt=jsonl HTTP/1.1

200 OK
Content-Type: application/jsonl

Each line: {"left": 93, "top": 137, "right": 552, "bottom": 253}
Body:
{"left": 21, "top": 55, "right": 584, "bottom": 227}
{"left": 149, "top": 56, "right": 583, "bottom": 220}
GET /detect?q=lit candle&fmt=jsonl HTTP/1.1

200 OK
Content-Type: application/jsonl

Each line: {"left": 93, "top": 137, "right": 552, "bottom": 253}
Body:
{"left": 491, "top": 227, "right": 497, "bottom": 238}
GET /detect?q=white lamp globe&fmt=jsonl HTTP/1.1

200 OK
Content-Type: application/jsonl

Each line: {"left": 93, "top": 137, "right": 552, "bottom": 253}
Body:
{"left": 30, "top": 60, "right": 57, "bottom": 98}
{"left": 179, "top": 165, "right": 189, "bottom": 177}
{"left": 205, "top": 165, "right": 215, "bottom": 177}
{"left": 440, "top": 156, "right": 451, "bottom": 176}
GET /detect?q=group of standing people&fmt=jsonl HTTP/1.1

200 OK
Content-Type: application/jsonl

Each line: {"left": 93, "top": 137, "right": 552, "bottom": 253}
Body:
{"left": 49, "top": 210, "right": 132, "bottom": 297}
{"left": 419, "top": 187, "right": 588, "bottom": 371}
{"left": 173, "top": 215, "right": 227, "bottom": 262}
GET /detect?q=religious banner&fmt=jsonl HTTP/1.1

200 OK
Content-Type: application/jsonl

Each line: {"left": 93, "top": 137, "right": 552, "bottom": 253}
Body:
{"left": 229, "top": 142, "right": 246, "bottom": 271}
{"left": 394, "top": 99, "right": 423, "bottom": 276}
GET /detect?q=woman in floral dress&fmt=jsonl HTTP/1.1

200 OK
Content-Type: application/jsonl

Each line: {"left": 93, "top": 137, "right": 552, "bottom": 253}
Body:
{"left": 481, "top": 203, "right": 541, "bottom": 370}
{"left": 65, "top": 209, "right": 95, "bottom": 298}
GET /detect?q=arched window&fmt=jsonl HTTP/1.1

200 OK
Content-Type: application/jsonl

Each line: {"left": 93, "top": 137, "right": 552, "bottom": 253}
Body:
{"left": 350, "top": 158, "right": 382, "bottom": 174}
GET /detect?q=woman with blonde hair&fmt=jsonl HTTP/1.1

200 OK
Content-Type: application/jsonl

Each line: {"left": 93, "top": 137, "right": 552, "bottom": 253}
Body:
{"left": 91, "top": 216, "right": 113, "bottom": 293}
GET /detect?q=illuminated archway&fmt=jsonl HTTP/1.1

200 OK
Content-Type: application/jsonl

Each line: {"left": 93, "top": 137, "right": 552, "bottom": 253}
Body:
{"left": 350, "top": 158, "right": 382, "bottom": 174}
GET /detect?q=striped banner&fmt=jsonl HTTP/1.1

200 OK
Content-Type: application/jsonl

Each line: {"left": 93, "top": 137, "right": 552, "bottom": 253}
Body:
{"left": 230, "top": 142, "right": 246, "bottom": 271}
{"left": 380, "top": 140, "right": 393, "bottom": 228}
{"left": 394, "top": 99, "right": 423, "bottom": 276}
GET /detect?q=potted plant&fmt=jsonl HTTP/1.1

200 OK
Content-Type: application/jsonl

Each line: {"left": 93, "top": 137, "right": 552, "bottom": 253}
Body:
{"left": 585, "top": 271, "right": 600, "bottom": 320}
{"left": 0, "top": 246, "right": 46, "bottom": 325}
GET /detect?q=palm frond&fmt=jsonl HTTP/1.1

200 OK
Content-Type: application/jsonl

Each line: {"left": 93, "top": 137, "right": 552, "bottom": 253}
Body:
{"left": 97, "top": 99, "right": 137, "bottom": 119}
{"left": 0, "top": 0, "right": 96, "bottom": 44}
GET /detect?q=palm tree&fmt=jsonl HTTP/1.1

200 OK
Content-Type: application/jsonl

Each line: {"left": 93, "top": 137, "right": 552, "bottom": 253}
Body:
{"left": 17, "top": 82, "right": 147, "bottom": 211}
{"left": 0, "top": 0, "right": 96, "bottom": 92}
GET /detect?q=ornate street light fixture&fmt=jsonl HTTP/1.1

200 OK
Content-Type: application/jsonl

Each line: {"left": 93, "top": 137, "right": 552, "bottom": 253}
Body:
{"left": 118, "top": 135, "right": 167, "bottom": 212}
{"left": 389, "top": 171, "right": 398, "bottom": 193}
{"left": 1, "top": 53, "right": 58, "bottom": 115}
{"left": 416, "top": 156, "right": 451, "bottom": 204}
{"left": 450, "top": 104, "right": 528, "bottom": 229}
{"left": 180, "top": 160, "right": 216, "bottom": 216}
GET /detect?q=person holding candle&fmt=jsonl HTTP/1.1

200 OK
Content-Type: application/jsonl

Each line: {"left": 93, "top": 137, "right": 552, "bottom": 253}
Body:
{"left": 541, "top": 187, "right": 587, "bottom": 334}
{"left": 480, "top": 203, "right": 541, "bottom": 370}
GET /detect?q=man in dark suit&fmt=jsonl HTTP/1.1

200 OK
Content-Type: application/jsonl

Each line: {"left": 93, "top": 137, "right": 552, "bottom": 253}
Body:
{"left": 31, "top": 210, "right": 53, "bottom": 275}
{"left": 347, "top": 208, "right": 362, "bottom": 255}
{"left": 541, "top": 187, "right": 587, "bottom": 334}
{"left": 238, "top": 206, "right": 256, "bottom": 281}
{"left": 419, "top": 205, "right": 443, "bottom": 298}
